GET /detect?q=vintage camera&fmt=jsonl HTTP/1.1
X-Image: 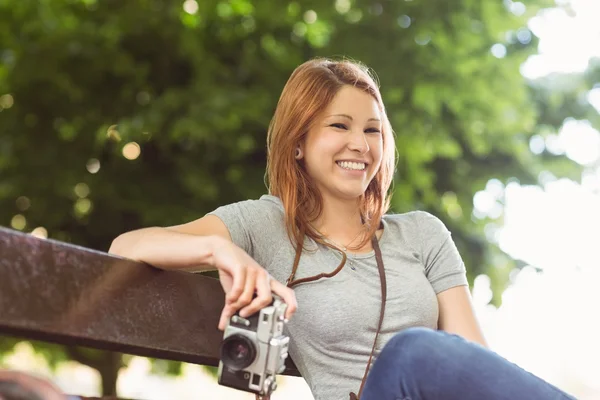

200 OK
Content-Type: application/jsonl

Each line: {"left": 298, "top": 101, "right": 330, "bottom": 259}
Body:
{"left": 217, "top": 295, "right": 290, "bottom": 397}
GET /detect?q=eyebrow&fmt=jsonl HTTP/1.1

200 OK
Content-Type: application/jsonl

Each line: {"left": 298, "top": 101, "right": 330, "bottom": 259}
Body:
{"left": 327, "top": 113, "right": 381, "bottom": 122}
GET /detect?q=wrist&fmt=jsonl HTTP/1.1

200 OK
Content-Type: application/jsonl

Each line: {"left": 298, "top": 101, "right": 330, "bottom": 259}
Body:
{"left": 196, "top": 234, "right": 221, "bottom": 268}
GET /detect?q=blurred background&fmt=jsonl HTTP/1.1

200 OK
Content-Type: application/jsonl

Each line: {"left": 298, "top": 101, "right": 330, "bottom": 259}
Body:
{"left": 0, "top": 0, "right": 599, "bottom": 398}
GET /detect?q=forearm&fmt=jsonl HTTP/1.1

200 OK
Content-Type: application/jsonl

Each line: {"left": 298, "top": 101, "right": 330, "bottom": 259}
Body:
{"left": 108, "top": 227, "right": 217, "bottom": 272}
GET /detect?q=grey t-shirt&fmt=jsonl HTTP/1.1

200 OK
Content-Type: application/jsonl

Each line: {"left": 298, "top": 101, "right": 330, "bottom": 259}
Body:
{"left": 210, "top": 195, "right": 468, "bottom": 400}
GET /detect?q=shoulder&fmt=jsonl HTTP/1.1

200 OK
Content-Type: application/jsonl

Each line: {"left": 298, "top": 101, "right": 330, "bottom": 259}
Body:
{"left": 257, "top": 194, "right": 285, "bottom": 212}
{"left": 208, "top": 195, "right": 288, "bottom": 264}
{"left": 207, "top": 194, "right": 286, "bottom": 237}
{"left": 382, "top": 210, "right": 446, "bottom": 230}
{"left": 383, "top": 210, "right": 449, "bottom": 234}
{"left": 245, "top": 194, "right": 284, "bottom": 212}
{"left": 382, "top": 211, "right": 451, "bottom": 252}
{"left": 211, "top": 194, "right": 284, "bottom": 217}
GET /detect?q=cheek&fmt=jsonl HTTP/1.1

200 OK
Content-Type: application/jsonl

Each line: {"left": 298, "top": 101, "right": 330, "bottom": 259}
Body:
{"left": 307, "top": 132, "right": 339, "bottom": 157}
{"left": 369, "top": 136, "right": 384, "bottom": 159}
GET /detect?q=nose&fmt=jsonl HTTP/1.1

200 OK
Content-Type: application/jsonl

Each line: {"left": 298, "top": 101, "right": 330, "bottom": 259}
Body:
{"left": 347, "top": 129, "right": 369, "bottom": 154}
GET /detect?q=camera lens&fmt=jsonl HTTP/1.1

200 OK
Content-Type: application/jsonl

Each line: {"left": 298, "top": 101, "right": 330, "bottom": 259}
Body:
{"left": 221, "top": 334, "right": 257, "bottom": 370}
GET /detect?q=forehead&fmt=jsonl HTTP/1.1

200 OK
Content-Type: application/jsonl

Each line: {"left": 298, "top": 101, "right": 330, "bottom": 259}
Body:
{"left": 324, "top": 85, "right": 381, "bottom": 119}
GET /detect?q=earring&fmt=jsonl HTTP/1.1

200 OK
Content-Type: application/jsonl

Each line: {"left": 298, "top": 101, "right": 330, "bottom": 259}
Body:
{"left": 295, "top": 147, "right": 302, "bottom": 159}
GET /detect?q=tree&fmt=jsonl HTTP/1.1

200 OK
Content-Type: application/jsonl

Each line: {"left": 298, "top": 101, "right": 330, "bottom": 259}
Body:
{"left": 0, "top": 0, "right": 590, "bottom": 395}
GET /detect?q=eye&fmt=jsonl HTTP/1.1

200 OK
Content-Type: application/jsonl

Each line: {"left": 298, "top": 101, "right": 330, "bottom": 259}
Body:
{"left": 330, "top": 123, "right": 348, "bottom": 130}
{"left": 365, "top": 127, "right": 381, "bottom": 134}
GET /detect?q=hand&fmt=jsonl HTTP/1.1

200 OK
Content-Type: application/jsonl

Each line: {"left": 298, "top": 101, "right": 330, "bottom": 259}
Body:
{"left": 209, "top": 236, "right": 297, "bottom": 330}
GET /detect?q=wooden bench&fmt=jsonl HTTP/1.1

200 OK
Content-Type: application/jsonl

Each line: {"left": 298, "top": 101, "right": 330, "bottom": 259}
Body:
{"left": 0, "top": 227, "right": 300, "bottom": 396}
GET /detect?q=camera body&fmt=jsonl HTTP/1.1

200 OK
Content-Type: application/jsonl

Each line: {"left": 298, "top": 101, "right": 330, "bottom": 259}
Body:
{"left": 217, "top": 295, "right": 290, "bottom": 397}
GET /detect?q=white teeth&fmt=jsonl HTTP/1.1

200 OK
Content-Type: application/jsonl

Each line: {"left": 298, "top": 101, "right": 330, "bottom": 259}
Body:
{"left": 337, "top": 161, "right": 366, "bottom": 171}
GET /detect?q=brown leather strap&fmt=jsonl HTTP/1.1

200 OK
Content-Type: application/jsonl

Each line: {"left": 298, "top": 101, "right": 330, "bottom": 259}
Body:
{"left": 286, "top": 238, "right": 348, "bottom": 287}
{"left": 349, "top": 235, "right": 386, "bottom": 399}
{"left": 283, "top": 231, "right": 387, "bottom": 400}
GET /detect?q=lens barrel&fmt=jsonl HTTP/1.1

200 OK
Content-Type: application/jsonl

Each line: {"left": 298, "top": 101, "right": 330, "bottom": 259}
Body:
{"left": 220, "top": 334, "right": 257, "bottom": 371}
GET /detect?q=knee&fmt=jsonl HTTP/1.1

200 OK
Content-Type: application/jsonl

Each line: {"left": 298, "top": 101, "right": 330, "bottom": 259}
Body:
{"left": 380, "top": 327, "right": 442, "bottom": 369}
{"left": 385, "top": 327, "right": 439, "bottom": 352}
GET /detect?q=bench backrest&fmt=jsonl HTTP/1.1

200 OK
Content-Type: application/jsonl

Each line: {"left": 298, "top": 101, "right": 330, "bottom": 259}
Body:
{"left": 0, "top": 227, "right": 300, "bottom": 376}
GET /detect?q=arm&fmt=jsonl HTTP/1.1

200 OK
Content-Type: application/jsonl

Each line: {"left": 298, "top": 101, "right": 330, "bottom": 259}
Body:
{"left": 108, "top": 214, "right": 296, "bottom": 329}
{"left": 108, "top": 215, "right": 231, "bottom": 272}
{"left": 437, "top": 286, "right": 488, "bottom": 348}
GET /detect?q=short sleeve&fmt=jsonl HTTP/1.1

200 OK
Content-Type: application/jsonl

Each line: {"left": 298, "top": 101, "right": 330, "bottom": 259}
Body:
{"left": 208, "top": 195, "right": 286, "bottom": 268}
{"left": 416, "top": 211, "right": 468, "bottom": 294}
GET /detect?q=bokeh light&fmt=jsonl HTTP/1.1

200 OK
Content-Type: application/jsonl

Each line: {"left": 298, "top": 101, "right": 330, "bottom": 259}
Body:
{"left": 293, "top": 22, "right": 307, "bottom": 37}
{"left": 442, "top": 191, "right": 463, "bottom": 219}
{"left": 122, "top": 142, "right": 141, "bottom": 160}
{"left": 335, "top": 0, "right": 350, "bottom": 14}
{"left": 16, "top": 196, "right": 31, "bottom": 211}
{"left": 491, "top": 44, "right": 507, "bottom": 58}
{"left": 559, "top": 119, "right": 600, "bottom": 166}
{"left": 74, "top": 183, "right": 90, "bottom": 198}
{"left": 182, "top": 0, "right": 198, "bottom": 15}
{"left": 86, "top": 158, "right": 101, "bottom": 174}
{"left": 346, "top": 9, "right": 362, "bottom": 23}
{"left": 509, "top": 1, "right": 527, "bottom": 16}
{"left": 31, "top": 227, "right": 48, "bottom": 239}
{"left": 303, "top": 10, "right": 317, "bottom": 24}
{"left": 106, "top": 125, "right": 121, "bottom": 142}
{"left": 529, "top": 134, "right": 545, "bottom": 154}
{"left": 10, "top": 214, "right": 26, "bottom": 230}
{"left": 74, "top": 198, "right": 92, "bottom": 217}
{"left": 415, "top": 33, "right": 431, "bottom": 46}
{"left": 397, "top": 15, "right": 411, "bottom": 28}
{"left": 0, "top": 94, "right": 14, "bottom": 109}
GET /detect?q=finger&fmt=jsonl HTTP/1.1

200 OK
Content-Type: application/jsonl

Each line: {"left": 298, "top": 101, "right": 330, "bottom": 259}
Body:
{"left": 271, "top": 280, "right": 297, "bottom": 321}
{"left": 225, "top": 263, "right": 247, "bottom": 305}
{"left": 240, "top": 271, "right": 272, "bottom": 318}
{"left": 232, "top": 265, "right": 256, "bottom": 311}
{"left": 218, "top": 304, "right": 234, "bottom": 331}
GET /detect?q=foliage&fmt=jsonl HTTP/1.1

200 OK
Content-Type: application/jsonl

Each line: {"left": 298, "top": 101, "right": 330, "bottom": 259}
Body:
{"left": 0, "top": 0, "right": 593, "bottom": 395}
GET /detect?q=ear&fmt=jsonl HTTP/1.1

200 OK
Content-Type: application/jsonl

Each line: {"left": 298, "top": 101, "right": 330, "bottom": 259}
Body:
{"left": 295, "top": 139, "right": 306, "bottom": 160}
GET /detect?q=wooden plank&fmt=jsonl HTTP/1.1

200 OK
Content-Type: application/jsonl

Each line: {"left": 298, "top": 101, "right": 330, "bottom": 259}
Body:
{"left": 0, "top": 227, "right": 300, "bottom": 376}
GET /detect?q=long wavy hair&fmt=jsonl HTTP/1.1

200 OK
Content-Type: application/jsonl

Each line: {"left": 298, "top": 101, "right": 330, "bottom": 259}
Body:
{"left": 266, "top": 58, "right": 396, "bottom": 252}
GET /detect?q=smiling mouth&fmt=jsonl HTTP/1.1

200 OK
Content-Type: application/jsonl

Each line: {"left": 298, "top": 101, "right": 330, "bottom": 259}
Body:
{"left": 336, "top": 161, "right": 367, "bottom": 171}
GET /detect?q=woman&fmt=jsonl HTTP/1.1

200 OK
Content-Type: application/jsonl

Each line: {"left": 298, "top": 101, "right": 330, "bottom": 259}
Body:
{"left": 109, "top": 58, "right": 575, "bottom": 400}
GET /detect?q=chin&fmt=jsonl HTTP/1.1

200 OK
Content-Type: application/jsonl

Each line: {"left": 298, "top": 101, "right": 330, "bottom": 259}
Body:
{"left": 334, "top": 186, "right": 369, "bottom": 201}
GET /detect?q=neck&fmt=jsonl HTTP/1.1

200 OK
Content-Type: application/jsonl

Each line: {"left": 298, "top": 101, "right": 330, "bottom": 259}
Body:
{"left": 312, "top": 196, "right": 365, "bottom": 244}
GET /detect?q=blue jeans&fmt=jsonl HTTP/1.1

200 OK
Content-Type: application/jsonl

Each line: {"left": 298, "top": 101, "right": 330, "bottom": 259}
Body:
{"left": 361, "top": 327, "right": 576, "bottom": 400}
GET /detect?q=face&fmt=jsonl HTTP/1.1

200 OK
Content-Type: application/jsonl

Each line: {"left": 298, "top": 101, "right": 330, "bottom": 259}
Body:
{"left": 300, "top": 85, "right": 383, "bottom": 202}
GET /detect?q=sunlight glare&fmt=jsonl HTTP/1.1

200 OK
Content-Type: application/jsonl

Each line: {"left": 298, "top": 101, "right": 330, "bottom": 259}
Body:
{"left": 521, "top": 1, "right": 600, "bottom": 79}
{"left": 559, "top": 119, "right": 600, "bottom": 166}
{"left": 587, "top": 87, "right": 600, "bottom": 113}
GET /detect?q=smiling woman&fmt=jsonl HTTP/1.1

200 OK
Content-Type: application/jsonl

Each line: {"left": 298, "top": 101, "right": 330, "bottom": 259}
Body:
{"left": 109, "top": 58, "right": 576, "bottom": 400}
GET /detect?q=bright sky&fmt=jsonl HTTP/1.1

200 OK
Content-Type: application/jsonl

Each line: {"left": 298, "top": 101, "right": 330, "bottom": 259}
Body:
{"left": 3, "top": 1, "right": 600, "bottom": 399}
{"left": 473, "top": 1, "right": 600, "bottom": 398}
{"left": 521, "top": 0, "right": 600, "bottom": 78}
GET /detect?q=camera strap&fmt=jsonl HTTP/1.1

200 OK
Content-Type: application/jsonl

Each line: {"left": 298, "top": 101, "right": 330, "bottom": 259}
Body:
{"left": 349, "top": 235, "right": 386, "bottom": 400}
{"left": 283, "top": 232, "right": 387, "bottom": 400}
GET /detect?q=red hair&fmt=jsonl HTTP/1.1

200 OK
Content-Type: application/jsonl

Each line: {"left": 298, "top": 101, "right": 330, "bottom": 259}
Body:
{"left": 266, "top": 58, "right": 396, "bottom": 252}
